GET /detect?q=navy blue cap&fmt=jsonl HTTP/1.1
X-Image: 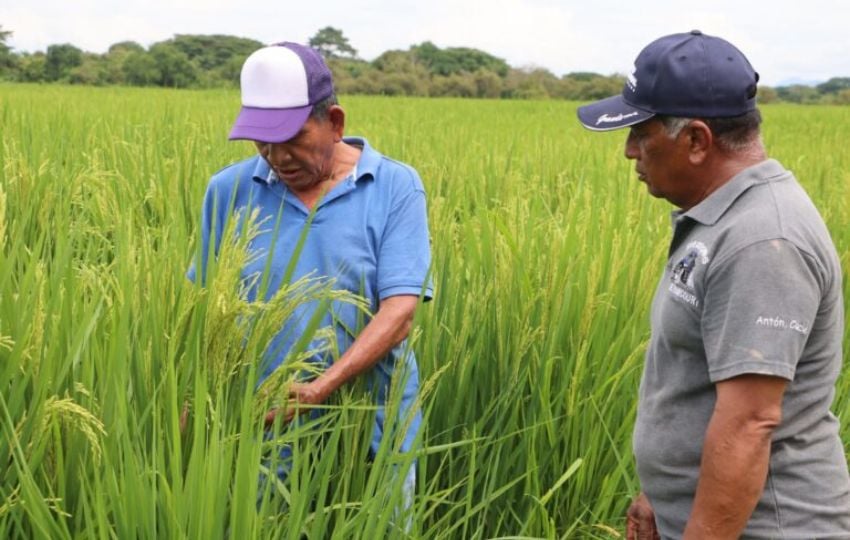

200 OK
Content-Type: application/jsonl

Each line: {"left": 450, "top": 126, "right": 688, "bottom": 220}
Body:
{"left": 577, "top": 30, "right": 760, "bottom": 131}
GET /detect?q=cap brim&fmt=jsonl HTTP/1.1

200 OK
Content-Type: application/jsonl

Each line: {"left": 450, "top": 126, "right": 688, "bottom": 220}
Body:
{"left": 576, "top": 95, "right": 654, "bottom": 131}
{"left": 228, "top": 105, "right": 313, "bottom": 143}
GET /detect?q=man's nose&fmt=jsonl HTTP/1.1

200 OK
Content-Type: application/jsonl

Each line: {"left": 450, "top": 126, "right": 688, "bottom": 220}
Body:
{"left": 265, "top": 143, "right": 292, "bottom": 164}
{"left": 624, "top": 132, "right": 639, "bottom": 160}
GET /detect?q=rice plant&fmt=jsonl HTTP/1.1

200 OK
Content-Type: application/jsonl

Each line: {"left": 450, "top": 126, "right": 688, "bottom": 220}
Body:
{"left": 1, "top": 83, "right": 848, "bottom": 539}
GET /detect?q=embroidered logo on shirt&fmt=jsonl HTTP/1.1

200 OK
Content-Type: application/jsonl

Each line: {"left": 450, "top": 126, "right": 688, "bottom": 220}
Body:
{"left": 668, "top": 241, "right": 711, "bottom": 307}
{"left": 672, "top": 250, "right": 698, "bottom": 288}
{"left": 671, "top": 241, "right": 711, "bottom": 289}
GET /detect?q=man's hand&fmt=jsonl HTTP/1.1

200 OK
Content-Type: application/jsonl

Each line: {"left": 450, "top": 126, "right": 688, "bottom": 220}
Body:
{"left": 626, "top": 492, "right": 660, "bottom": 540}
{"left": 263, "top": 381, "right": 329, "bottom": 428}
{"left": 262, "top": 295, "right": 420, "bottom": 430}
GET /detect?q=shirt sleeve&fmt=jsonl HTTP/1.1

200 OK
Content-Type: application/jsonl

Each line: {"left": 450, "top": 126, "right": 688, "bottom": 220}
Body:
{"left": 702, "top": 238, "right": 822, "bottom": 382}
{"left": 376, "top": 170, "right": 433, "bottom": 301}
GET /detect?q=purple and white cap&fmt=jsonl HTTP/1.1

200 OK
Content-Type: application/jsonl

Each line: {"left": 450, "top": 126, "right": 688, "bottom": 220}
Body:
{"left": 229, "top": 42, "right": 334, "bottom": 143}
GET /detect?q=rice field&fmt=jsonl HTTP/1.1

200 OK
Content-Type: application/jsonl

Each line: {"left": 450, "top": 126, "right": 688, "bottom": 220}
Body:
{"left": 1, "top": 83, "right": 849, "bottom": 539}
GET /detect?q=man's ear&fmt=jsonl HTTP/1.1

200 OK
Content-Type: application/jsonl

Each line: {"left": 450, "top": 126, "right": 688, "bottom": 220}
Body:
{"left": 328, "top": 105, "right": 346, "bottom": 141}
{"left": 685, "top": 120, "right": 712, "bottom": 165}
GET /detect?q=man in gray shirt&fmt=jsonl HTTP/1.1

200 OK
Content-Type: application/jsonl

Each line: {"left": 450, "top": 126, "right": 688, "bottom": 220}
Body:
{"left": 577, "top": 31, "right": 850, "bottom": 538}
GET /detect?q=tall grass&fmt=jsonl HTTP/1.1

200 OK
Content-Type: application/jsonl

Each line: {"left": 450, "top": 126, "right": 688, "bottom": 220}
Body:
{"left": 1, "top": 83, "right": 848, "bottom": 539}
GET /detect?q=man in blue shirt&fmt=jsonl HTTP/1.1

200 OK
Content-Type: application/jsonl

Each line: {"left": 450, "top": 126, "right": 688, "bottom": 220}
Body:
{"left": 188, "top": 42, "right": 432, "bottom": 491}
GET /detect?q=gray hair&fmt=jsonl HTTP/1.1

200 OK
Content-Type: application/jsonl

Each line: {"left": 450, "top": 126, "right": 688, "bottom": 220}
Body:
{"left": 660, "top": 116, "right": 693, "bottom": 138}
{"left": 659, "top": 109, "right": 763, "bottom": 153}
{"left": 309, "top": 94, "right": 339, "bottom": 121}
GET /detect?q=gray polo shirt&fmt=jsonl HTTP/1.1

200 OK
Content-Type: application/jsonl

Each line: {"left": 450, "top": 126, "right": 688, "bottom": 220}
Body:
{"left": 633, "top": 159, "right": 850, "bottom": 538}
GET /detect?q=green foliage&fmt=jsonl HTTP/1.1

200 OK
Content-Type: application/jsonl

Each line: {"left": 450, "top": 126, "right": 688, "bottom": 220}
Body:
{"left": 830, "top": 89, "right": 850, "bottom": 105}
{"left": 107, "top": 41, "right": 145, "bottom": 55}
{"left": 817, "top": 77, "right": 850, "bottom": 95}
{"left": 0, "top": 25, "right": 14, "bottom": 76}
{"left": 158, "top": 34, "right": 262, "bottom": 86}
{"left": 373, "top": 49, "right": 425, "bottom": 75}
{"left": 68, "top": 54, "right": 108, "bottom": 85}
{"left": 100, "top": 44, "right": 137, "bottom": 84}
{"left": 565, "top": 71, "right": 602, "bottom": 82}
{"left": 428, "top": 72, "right": 476, "bottom": 97}
{"left": 0, "top": 28, "right": 845, "bottom": 104}
{"left": 0, "top": 25, "right": 11, "bottom": 47}
{"left": 309, "top": 26, "right": 358, "bottom": 60}
{"left": 472, "top": 70, "right": 502, "bottom": 98}
{"left": 342, "top": 44, "right": 629, "bottom": 100}
{"left": 12, "top": 52, "right": 46, "bottom": 82}
{"left": 756, "top": 86, "right": 780, "bottom": 104}
{"left": 122, "top": 51, "right": 161, "bottom": 86}
{"left": 167, "top": 34, "right": 263, "bottom": 71}
{"left": 776, "top": 84, "right": 822, "bottom": 104}
{"left": 45, "top": 43, "right": 83, "bottom": 82}
{"left": 505, "top": 67, "right": 559, "bottom": 99}
{"left": 149, "top": 43, "right": 198, "bottom": 88}
{"left": 411, "top": 41, "right": 509, "bottom": 77}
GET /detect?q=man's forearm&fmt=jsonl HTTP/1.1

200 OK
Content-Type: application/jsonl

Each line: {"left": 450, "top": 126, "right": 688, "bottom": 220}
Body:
{"left": 307, "top": 295, "right": 418, "bottom": 401}
{"left": 683, "top": 412, "right": 774, "bottom": 538}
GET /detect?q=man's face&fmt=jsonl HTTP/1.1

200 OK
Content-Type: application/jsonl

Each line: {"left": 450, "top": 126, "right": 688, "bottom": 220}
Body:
{"left": 624, "top": 118, "right": 693, "bottom": 208}
{"left": 254, "top": 113, "right": 341, "bottom": 193}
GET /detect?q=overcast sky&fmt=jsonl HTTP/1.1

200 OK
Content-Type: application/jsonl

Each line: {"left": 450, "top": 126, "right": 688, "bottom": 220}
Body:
{"left": 4, "top": 0, "right": 848, "bottom": 86}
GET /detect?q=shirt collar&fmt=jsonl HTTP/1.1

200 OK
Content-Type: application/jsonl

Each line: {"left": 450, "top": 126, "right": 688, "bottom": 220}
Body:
{"left": 343, "top": 136, "right": 379, "bottom": 182}
{"left": 678, "top": 159, "right": 788, "bottom": 226}
{"left": 250, "top": 136, "right": 379, "bottom": 186}
{"left": 251, "top": 155, "right": 275, "bottom": 185}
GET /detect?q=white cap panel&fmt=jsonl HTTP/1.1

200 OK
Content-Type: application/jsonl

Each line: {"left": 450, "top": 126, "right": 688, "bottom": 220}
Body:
{"left": 240, "top": 47, "right": 309, "bottom": 108}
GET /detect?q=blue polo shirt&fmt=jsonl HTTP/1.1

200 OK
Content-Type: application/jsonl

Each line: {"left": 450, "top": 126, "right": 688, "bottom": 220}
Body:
{"left": 188, "top": 137, "right": 432, "bottom": 455}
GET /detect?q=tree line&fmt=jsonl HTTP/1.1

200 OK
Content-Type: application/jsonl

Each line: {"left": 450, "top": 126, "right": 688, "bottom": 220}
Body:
{"left": 1, "top": 25, "right": 849, "bottom": 104}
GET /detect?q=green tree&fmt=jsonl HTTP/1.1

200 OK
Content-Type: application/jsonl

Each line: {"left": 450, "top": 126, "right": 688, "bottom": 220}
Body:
{"left": 122, "top": 51, "right": 160, "bottom": 86}
{"left": 326, "top": 56, "right": 371, "bottom": 93}
{"left": 817, "top": 77, "right": 850, "bottom": 95}
{"left": 0, "top": 25, "right": 16, "bottom": 76}
{"left": 45, "top": 43, "right": 83, "bottom": 81}
{"left": 430, "top": 73, "right": 477, "bottom": 97}
{"left": 213, "top": 55, "right": 245, "bottom": 87}
{"left": 109, "top": 41, "right": 145, "bottom": 55}
{"left": 0, "top": 25, "right": 11, "bottom": 51}
{"left": 141, "top": 35, "right": 260, "bottom": 87}
{"left": 777, "top": 84, "right": 820, "bottom": 104}
{"left": 555, "top": 72, "right": 624, "bottom": 100}
{"left": 373, "top": 50, "right": 430, "bottom": 78}
{"left": 331, "top": 61, "right": 383, "bottom": 95}
{"left": 167, "top": 34, "right": 262, "bottom": 71}
{"left": 756, "top": 86, "right": 779, "bottom": 104}
{"left": 473, "top": 70, "right": 503, "bottom": 98}
{"left": 563, "top": 71, "right": 601, "bottom": 82}
{"left": 831, "top": 88, "right": 850, "bottom": 105}
{"left": 411, "top": 42, "right": 509, "bottom": 77}
{"left": 100, "top": 42, "right": 145, "bottom": 84}
{"left": 15, "top": 52, "right": 47, "bottom": 82}
{"left": 149, "top": 42, "right": 198, "bottom": 87}
{"left": 580, "top": 74, "right": 625, "bottom": 100}
{"left": 309, "top": 27, "right": 358, "bottom": 60}
{"left": 503, "top": 67, "right": 559, "bottom": 99}
{"left": 328, "top": 57, "right": 371, "bottom": 78}
{"left": 69, "top": 53, "right": 108, "bottom": 85}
